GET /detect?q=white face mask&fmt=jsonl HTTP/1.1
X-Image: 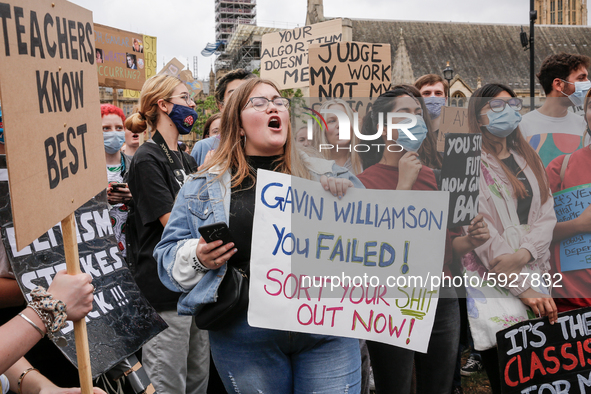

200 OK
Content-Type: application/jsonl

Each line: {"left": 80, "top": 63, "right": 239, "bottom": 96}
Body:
{"left": 560, "top": 79, "right": 591, "bottom": 107}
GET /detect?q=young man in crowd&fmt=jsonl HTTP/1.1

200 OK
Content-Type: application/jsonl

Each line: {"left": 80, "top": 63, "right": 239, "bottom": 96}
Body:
{"left": 415, "top": 74, "right": 448, "bottom": 136}
{"left": 520, "top": 52, "right": 591, "bottom": 166}
{"left": 191, "top": 69, "right": 255, "bottom": 167}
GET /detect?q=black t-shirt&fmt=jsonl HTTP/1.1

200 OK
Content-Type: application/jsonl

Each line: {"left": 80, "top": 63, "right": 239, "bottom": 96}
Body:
{"left": 127, "top": 140, "right": 197, "bottom": 311}
{"left": 501, "top": 154, "right": 533, "bottom": 225}
{"left": 228, "top": 156, "right": 282, "bottom": 273}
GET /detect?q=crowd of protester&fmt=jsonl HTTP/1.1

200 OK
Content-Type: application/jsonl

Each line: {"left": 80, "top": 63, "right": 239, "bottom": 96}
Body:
{"left": 2, "top": 51, "right": 591, "bottom": 394}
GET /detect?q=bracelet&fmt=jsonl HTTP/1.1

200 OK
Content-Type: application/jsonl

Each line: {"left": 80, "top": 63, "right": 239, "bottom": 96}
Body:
{"left": 18, "top": 313, "right": 45, "bottom": 338}
{"left": 17, "top": 367, "right": 38, "bottom": 394}
{"left": 28, "top": 286, "right": 68, "bottom": 338}
{"left": 191, "top": 256, "right": 210, "bottom": 273}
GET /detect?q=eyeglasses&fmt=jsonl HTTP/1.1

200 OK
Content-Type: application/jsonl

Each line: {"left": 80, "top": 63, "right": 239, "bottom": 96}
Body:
{"left": 168, "top": 94, "right": 194, "bottom": 106}
{"left": 486, "top": 98, "right": 523, "bottom": 113}
{"left": 243, "top": 97, "right": 290, "bottom": 112}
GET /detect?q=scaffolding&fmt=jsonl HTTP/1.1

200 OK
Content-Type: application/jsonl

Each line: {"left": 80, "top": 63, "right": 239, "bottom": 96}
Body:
{"left": 215, "top": 24, "right": 282, "bottom": 72}
{"left": 215, "top": 0, "right": 257, "bottom": 45}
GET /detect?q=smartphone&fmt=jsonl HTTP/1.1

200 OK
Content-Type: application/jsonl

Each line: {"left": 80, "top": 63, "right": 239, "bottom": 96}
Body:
{"left": 110, "top": 182, "right": 127, "bottom": 191}
{"left": 198, "top": 222, "right": 234, "bottom": 245}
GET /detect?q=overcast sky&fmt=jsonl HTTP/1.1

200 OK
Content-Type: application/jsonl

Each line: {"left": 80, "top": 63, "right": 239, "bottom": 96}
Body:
{"left": 69, "top": 0, "right": 584, "bottom": 80}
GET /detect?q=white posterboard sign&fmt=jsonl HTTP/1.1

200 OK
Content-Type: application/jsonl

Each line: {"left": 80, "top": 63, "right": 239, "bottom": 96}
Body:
{"left": 248, "top": 170, "right": 450, "bottom": 353}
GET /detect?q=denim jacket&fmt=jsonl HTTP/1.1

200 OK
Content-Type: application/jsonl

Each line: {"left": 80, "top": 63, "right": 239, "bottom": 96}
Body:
{"left": 154, "top": 160, "right": 364, "bottom": 316}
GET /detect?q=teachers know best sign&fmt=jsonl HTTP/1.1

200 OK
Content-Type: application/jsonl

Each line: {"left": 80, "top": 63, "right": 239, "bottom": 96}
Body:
{"left": 249, "top": 170, "right": 450, "bottom": 353}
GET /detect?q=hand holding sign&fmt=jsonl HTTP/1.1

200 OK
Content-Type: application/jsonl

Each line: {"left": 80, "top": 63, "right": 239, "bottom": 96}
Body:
{"left": 48, "top": 270, "right": 94, "bottom": 322}
{"left": 517, "top": 288, "right": 558, "bottom": 324}
{"left": 397, "top": 152, "right": 422, "bottom": 190}
{"left": 319, "top": 175, "right": 355, "bottom": 198}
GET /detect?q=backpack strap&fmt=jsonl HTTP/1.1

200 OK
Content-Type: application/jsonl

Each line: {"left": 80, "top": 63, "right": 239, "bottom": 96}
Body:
{"left": 560, "top": 154, "right": 572, "bottom": 183}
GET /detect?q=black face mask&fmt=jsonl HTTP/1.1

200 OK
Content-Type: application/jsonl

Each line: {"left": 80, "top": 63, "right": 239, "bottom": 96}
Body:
{"left": 168, "top": 104, "right": 198, "bottom": 135}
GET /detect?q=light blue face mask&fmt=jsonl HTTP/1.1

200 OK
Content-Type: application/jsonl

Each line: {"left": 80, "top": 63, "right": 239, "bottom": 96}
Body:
{"left": 396, "top": 116, "right": 429, "bottom": 152}
{"left": 484, "top": 106, "right": 522, "bottom": 138}
{"left": 103, "top": 131, "right": 125, "bottom": 154}
{"left": 561, "top": 79, "right": 591, "bottom": 107}
{"left": 423, "top": 97, "right": 446, "bottom": 119}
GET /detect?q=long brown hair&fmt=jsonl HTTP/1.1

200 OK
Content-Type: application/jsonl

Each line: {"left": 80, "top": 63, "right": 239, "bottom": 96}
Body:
{"left": 358, "top": 86, "right": 442, "bottom": 169}
{"left": 203, "top": 78, "right": 292, "bottom": 187}
{"left": 468, "top": 83, "right": 550, "bottom": 204}
{"left": 311, "top": 99, "right": 364, "bottom": 175}
{"left": 397, "top": 84, "right": 443, "bottom": 169}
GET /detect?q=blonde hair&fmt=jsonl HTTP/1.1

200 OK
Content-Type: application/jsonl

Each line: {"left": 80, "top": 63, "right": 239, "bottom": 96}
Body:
{"left": 125, "top": 75, "right": 183, "bottom": 133}
{"left": 203, "top": 78, "right": 292, "bottom": 187}
{"left": 311, "top": 99, "right": 363, "bottom": 175}
{"left": 291, "top": 126, "right": 326, "bottom": 180}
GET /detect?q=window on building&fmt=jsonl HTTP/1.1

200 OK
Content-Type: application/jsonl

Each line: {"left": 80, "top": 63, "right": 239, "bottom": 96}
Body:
{"left": 451, "top": 92, "right": 466, "bottom": 108}
{"left": 572, "top": 0, "right": 577, "bottom": 23}
{"left": 551, "top": 0, "right": 556, "bottom": 24}
{"left": 557, "top": 0, "right": 563, "bottom": 24}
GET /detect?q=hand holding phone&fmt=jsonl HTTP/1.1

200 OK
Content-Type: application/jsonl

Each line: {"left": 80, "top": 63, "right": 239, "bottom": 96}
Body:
{"left": 197, "top": 222, "right": 237, "bottom": 269}
{"left": 110, "top": 182, "right": 127, "bottom": 191}
{"left": 107, "top": 182, "right": 132, "bottom": 205}
{"left": 198, "top": 222, "right": 234, "bottom": 245}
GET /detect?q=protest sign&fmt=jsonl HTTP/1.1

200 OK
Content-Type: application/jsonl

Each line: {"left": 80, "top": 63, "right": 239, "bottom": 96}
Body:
{"left": 249, "top": 170, "right": 449, "bottom": 353}
{"left": 123, "top": 35, "right": 157, "bottom": 99}
{"left": 94, "top": 24, "right": 146, "bottom": 90}
{"left": 496, "top": 306, "right": 591, "bottom": 394}
{"left": 437, "top": 106, "right": 469, "bottom": 152}
{"left": 0, "top": 169, "right": 167, "bottom": 377}
{"left": 261, "top": 19, "right": 343, "bottom": 90}
{"left": 553, "top": 183, "right": 591, "bottom": 272}
{"left": 309, "top": 41, "right": 391, "bottom": 99}
{"left": 0, "top": 0, "right": 105, "bottom": 251}
{"left": 440, "top": 133, "right": 481, "bottom": 228}
{"left": 159, "top": 57, "right": 185, "bottom": 78}
{"left": 157, "top": 58, "right": 202, "bottom": 98}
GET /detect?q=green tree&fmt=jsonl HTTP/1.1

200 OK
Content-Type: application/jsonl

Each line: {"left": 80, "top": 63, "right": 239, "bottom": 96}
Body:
{"left": 192, "top": 95, "right": 219, "bottom": 137}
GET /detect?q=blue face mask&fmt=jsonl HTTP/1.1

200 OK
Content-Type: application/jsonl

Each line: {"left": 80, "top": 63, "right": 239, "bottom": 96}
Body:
{"left": 423, "top": 97, "right": 446, "bottom": 119}
{"left": 103, "top": 131, "right": 125, "bottom": 154}
{"left": 396, "top": 116, "right": 429, "bottom": 152}
{"left": 561, "top": 80, "right": 591, "bottom": 107}
{"left": 484, "top": 106, "right": 522, "bottom": 138}
{"left": 168, "top": 104, "right": 198, "bottom": 135}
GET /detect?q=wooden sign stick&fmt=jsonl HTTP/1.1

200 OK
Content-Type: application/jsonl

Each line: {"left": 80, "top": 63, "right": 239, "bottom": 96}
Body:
{"left": 61, "top": 213, "right": 93, "bottom": 394}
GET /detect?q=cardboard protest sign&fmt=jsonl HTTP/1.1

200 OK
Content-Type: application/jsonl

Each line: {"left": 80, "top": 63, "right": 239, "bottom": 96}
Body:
{"left": 157, "top": 58, "right": 202, "bottom": 98}
{"left": 159, "top": 57, "right": 185, "bottom": 78}
{"left": 0, "top": 167, "right": 167, "bottom": 377}
{"left": 0, "top": 0, "right": 106, "bottom": 250}
{"left": 441, "top": 133, "right": 481, "bottom": 228}
{"left": 496, "top": 306, "right": 591, "bottom": 394}
{"left": 249, "top": 170, "right": 450, "bottom": 352}
{"left": 437, "top": 106, "right": 469, "bottom": 152}
{"left": 94, "top": 24, "right": 146, "bottom": 90}
{"left": 309, "top": 41, "right": 391, "bottom": 99}
{"left": 553, "top": 184, "right": 591, "bottom": 272}
{"left": 123, "top": 35, "right": 157, "bottom": 99}
{"left": 261, "top": 19, "right": 343, "bottom": 90}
